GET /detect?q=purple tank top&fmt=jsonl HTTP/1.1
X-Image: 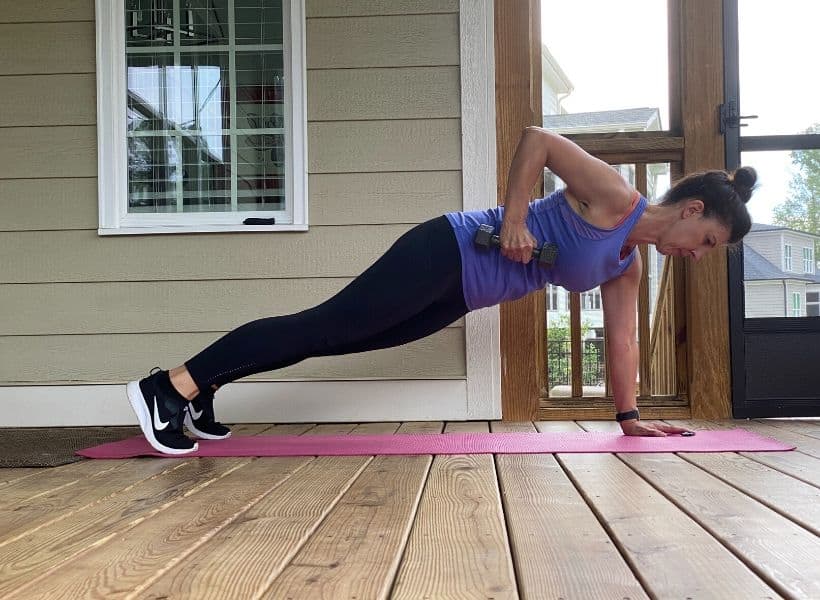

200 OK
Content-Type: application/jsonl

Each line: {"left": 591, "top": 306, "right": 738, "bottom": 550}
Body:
{"left": 445, "top": 189, "right": 647, "bottom": 310}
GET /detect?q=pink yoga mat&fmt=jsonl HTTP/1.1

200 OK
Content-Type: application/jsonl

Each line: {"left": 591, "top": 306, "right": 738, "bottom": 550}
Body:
{"left": 76, "top": 429, "right": 793, "bottom": 459}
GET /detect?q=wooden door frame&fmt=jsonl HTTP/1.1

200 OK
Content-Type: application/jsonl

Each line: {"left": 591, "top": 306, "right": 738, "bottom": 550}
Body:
{"left": 496, "top": 0, "right": 733, "bottom": 420}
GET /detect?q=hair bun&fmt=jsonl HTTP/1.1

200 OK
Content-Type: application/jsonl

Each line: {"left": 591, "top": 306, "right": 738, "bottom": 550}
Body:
{"left": 731, "top": 166, "right": 757, "bottom": 203}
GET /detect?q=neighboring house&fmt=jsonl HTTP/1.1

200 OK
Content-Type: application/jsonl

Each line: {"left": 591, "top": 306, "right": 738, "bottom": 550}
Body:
{"left": 0, "top": 1, "right": 500, "bottom": 426}
{"left": 743, "top": 224, "right": 820, "bottom": 317}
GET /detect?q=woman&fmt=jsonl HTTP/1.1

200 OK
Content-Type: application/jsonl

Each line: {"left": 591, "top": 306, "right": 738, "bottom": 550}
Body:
{"left": 127, "top": 127, "right": 756, "bottom": 454}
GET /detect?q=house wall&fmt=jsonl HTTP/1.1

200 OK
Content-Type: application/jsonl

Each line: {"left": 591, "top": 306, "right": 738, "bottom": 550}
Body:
{"left": 0, "top": 2, "right": 466, "bottom": 387}
{"left": 744, "top": 231, "right": 783, "bottom": 271}
{"left": 744, "top": 281, "right": 786, "bottom": 318}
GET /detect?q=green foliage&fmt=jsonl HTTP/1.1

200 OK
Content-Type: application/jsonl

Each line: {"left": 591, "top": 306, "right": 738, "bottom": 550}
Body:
{"left": 772, "top": 124, "right": 820, "bottom": 256}
{"left": 546, "top": 313, "right": 604, "bottom": 389}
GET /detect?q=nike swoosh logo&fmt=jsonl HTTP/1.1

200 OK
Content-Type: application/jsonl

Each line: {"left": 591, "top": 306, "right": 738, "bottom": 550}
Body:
{"left": 189, "top": 405, "right": 204, "bottom": 420}
{"left": 153, "top": 397, "right": 169, "bottom": 431}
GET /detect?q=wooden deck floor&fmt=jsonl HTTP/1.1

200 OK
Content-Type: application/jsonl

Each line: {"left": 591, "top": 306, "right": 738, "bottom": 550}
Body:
{"left": 0, "top": 419, "right": 818, "bottom": 599}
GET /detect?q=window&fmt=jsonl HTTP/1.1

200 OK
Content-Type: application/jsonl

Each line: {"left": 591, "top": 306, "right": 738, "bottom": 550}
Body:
{"left": 96, "top": 0, "right": 307, "bottom": 234}
{"left": 804, "top": 247, "right": 814, "bottom": 273}
{"left": 547, "top": 285, "right": 560, "bottom": 311}
{"left": 808, "top": 292, "right": 820, "bottom": 317}
{"left": 784, "top": 244, "right": 792, "bottom": 271}
{"left": 581, "top": 289, "right": 602, "bottom": 310}
{"left": 791, "top": 292, "right": 802, "bottom": 317}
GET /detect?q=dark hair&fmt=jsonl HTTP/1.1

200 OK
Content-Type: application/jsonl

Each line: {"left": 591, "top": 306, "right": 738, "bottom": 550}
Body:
{"left": 660, "top": 167, "right": 757, "bottom": 244}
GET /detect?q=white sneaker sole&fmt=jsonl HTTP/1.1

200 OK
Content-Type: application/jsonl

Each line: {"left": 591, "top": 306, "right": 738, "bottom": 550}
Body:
{"left": 126, "top": 381, "right": 199, "bottom": 455}
{"left": 184, "top": 411, "right": 232, "bottom": 440}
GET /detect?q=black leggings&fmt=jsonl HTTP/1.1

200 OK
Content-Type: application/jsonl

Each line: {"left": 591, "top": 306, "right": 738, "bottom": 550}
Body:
{"left": 184, "top": 216, "right": 469, "bottom": 391}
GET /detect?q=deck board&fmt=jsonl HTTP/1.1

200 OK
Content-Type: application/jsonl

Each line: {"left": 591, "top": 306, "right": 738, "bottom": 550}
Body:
{"left": 0, "top": 420, "right": 817, "bottom": 599}
{"left": 392, "top": 421, "right": 518, "bottom": 599}
{"left": 492, "top": 421, "right": 648, "bottom": 599}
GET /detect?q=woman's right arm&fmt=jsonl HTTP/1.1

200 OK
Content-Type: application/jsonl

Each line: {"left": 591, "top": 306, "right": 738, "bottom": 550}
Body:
{"left": 501, "top": 127, "right": 634, "bottom": 262}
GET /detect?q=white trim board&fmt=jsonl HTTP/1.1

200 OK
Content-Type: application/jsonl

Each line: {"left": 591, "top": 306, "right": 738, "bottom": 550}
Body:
{"left": 0, "top": 381, "right": 468, "bottom": 427}
{"left": 460, "top": 0, "right": 501, "bottom": 419}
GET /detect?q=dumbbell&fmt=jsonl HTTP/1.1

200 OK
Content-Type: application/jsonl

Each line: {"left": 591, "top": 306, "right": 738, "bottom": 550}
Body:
{"left": 474, "top": 224, "right": 558, "bottom": 267}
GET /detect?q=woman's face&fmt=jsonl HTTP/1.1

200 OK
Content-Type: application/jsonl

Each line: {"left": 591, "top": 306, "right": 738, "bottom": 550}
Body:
{"left": 657, "top": 200, "right": 731, "bottom": 262}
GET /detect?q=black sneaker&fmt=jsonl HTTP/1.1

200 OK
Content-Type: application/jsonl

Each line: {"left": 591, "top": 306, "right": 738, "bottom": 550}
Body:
{"left": 126, "top": 368, "right": 198, "bottom": 455}
{"left": 184, "top": 390, "right": 231, "bottom": 440}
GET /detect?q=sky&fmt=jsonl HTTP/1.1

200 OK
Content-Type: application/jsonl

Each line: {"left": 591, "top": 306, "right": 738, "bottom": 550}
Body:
{"left": 540, "top": 0, "right": 820, "bottom": 225}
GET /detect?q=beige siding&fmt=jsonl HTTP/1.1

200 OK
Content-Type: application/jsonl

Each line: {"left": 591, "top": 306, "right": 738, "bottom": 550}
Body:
{"left": 0, "top": 1, "right": 465, "bottom": 385}
{"left": 744, "top": 282, "right": 785, "bottom": 318}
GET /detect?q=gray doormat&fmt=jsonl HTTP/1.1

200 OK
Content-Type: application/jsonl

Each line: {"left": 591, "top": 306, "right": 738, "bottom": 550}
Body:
{"left": 0, "top": 427, "right": 142, "bottom": 467}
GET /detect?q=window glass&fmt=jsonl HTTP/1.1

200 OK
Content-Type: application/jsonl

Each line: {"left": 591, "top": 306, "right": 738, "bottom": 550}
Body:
{"left": 738, "top": 0, "right": 820, "bottom": 136}
{"left": 540, "top": 1, "right": 668, "bottom": 133}
{"left": 125, "top": 0, "right": 286, "bottom": 216}
{"left": 741, "top": 150, "right": 820, "bottom": 318}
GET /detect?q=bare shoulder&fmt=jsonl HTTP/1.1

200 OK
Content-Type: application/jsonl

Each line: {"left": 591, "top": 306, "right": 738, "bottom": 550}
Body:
{"left": 537, "top": 129, "right": 636, "bottom": 220}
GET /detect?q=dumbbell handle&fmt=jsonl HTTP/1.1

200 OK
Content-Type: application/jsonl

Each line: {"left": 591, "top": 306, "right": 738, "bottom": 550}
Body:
{"left": 474, "top": 224, "right": 558, "bottom": 267}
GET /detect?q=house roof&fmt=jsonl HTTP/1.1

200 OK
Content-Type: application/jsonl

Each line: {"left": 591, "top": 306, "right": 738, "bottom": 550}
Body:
{"left": 543, "top": 108, "right": 660, "bottom": 131}
{"left": 743, "top": 245, "right": 818, "bottom": 282}
{"left": 750, "top": 222, "right": 820, "bottom": 239}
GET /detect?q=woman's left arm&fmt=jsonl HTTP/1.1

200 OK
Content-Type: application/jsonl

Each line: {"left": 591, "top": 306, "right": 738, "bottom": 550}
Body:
{"left": 601, "top": 254, "right": 691, "bottom": 437}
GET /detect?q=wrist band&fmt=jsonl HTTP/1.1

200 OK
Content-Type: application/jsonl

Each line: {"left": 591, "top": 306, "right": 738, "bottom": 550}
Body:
{"left": 615, "top": 409, "right": 640, "bottom": 422}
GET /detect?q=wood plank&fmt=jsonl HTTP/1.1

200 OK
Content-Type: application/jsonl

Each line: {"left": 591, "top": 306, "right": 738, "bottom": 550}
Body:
{"left": 0, "top": 279, "right": 462, "bottom": 336}
{"left": 0, "top": 327, "right": 465, "bottom": 382}
{"left": 0, "top": 126, "right": 96, "bottom": 179}
{"left": 7, "top": 457, "right": 322, "bottom": 600}
{"left": 678, "top": 452, "right": 820, "bottom": 536}
{"left": 306, "top": 0, "right": 458, "bottom": 18}
{"left": 392, "top": 421, "right": 518, "bottom": 599}
{"left": 309, "top": 120, "right": 461, "bottom": 173}
{"left": 0, "top": 0, "right": 93, "bottom": 23}
{"left": 678, "top": 0, "right": 731, "bottom": 418}
{"left": 309, "top": 171, "right": 462, "bottom": 225}
{"left": 0, "top": 178, "right": 97, "bottom": 231}
{"left": 0, "top": 459, "right": 182, "bottom": 547}
{"left": 539, "top": 406, "right": 691, "bottom": 421}
{"left": 0, "top": 456, "right": 256, "bottom": 595}
{"left": 761, "top": 419, "right": 820, "bottom": 441}
{"left": 140, "top": 422, "right": 396, "bottom": 599}
{"left": 496, "top": 0, "right": 542, "bottom": 422}
{"left": 307, "top": 14, "right": 458, "bottom": 69}
{"left": 0, "top": 23, "right": 95, "bottom": 75}
{"left": 260, "top": 430, "right": 430, "bottom": 597}
{"left": 570, "top": 293, "right": 583, "bottom": 398}
{"left": 0, "top": 74, "right": 95, "bottom": 127}
{"left": 0, "top": 468, "right": 41, "bottom": 486}
{"left": 0, "top": 459, "right": 127, "bottom": 510}
{"left": 557, "top": 450, "right": 782, "bottom": 599}
{"left": 667, "top": 420, "right": 820, "bottom": 488}
{"left": 491, "top": 421, "right": 649, "bottom": 599}
{"left": 308, "top": 67, "right": 459, "bottom": 121}
{"left": 619, "top": 451, "right": 820, "bottom": 599}
{"left": 0, "top": 172, "right": 462, "bottom": 232}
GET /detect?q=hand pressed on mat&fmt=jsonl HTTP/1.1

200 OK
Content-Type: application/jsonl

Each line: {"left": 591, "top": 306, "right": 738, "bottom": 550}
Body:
{"left": 621, "top": 420, "right": 693, "bottom": 437}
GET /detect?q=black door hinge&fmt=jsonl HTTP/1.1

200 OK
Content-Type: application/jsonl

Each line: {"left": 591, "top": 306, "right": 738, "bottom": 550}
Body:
{"left": 719, "top": 101, "right": 758, "bottom": 134}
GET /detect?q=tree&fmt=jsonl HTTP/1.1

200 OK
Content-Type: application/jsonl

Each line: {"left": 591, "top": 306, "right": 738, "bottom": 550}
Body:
{"left": 772, "top": 124, "right": 820, "bottom": 256}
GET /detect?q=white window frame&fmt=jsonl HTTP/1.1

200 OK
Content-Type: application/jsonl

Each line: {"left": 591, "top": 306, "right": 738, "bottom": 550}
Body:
{"left": 803, "top": 247, "right": 814, "bottom": 273}
{"left": 784, "top": 243, "right": 793, "bottom": 271}
{"left": 807, "top": 291, "right": 820, "bottom": 317}
{"left": 791, "top": 291, "right": 802, "bottom": 317}
{"left": 95, "top": 0, "right": 308, "bottom": 235}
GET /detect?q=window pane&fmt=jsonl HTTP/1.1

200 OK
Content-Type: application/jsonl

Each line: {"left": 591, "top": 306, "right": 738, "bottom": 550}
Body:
{"left": 739, "top": 0, "right": 820, "bottom": 136}
{"left": 235, "top": 0, "right": 283, "bottom": 45}
{"left": 540, "top": 1, "right": 668, "bottom": 133}
{"left": 742, "top": 149, "right": 820, "bottom": 318}
{"left": 124, "top": 1, "right": 286, "bottom": 218}
{"left": 126, "top": 0, "right": 174, "bottom": 47}
{"left": 237, "top": 133, "right": 285, "bottom": 211}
